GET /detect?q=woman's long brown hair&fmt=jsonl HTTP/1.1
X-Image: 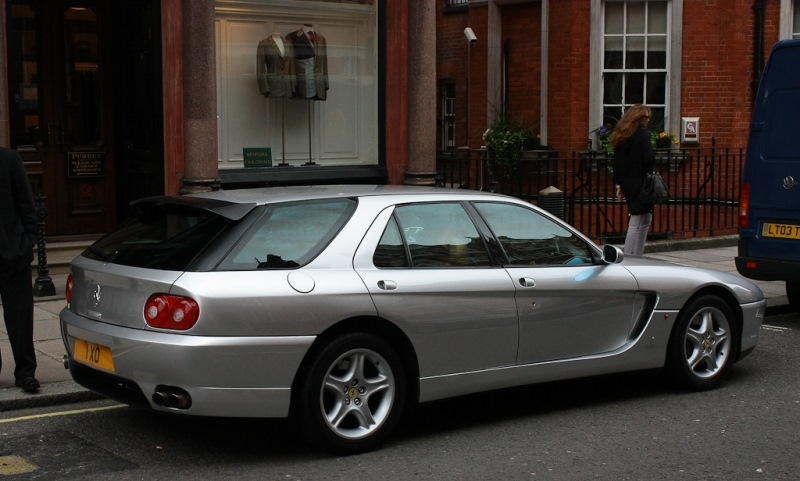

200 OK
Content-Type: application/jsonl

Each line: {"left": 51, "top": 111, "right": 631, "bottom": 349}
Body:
{"left": 610, "top": 104, "right": 651, "bottom": 147}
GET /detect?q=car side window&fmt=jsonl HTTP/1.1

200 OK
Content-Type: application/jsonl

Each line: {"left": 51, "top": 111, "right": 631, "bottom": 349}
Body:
{"left": 473, "top": 202, "right": 592, "bottom": 266}
{"left": 374, "top": 202, "right": 491, "bottom": 268}
{"left": 221, "top": 198, "right": 356, "bottom": 270}
{"left": 373, "top": 217, "right": 410, "bottom": 268}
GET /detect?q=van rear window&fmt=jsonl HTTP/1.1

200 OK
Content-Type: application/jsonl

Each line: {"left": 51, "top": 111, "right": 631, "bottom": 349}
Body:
{"left": 83, "top": 204, "right": 231, "bottom": 270}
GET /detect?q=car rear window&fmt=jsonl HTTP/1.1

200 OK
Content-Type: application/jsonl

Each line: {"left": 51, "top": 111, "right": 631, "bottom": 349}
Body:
{"left": 219, "top": 198, "right": 357, "bottom": 270}
{"left": 83, "top": 203, "right": 232, "bottom": 270}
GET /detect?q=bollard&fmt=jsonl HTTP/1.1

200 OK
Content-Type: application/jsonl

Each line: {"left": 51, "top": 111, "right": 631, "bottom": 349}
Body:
{"left": 538, "top": 186, "right": 564, "bottom": 220}
{"left": 33, "top": 194, "right": 55, "bottom": 297}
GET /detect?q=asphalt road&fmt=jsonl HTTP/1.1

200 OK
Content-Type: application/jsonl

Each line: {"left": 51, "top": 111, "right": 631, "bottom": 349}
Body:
{"left": 1, "top": 311, "right": 798, "bottom": 481}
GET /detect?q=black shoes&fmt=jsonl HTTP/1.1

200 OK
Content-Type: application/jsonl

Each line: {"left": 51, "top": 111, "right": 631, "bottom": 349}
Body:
{"left": 15, "top": 377, "right": 40, "bottom": 393}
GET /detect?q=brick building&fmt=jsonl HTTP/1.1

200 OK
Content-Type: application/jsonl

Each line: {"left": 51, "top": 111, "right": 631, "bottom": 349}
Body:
{"left": 2, "top": 0, "right": 799, "bottom": 241}
{"left": 437, "top": 0, "right": 800, "bottom": 154}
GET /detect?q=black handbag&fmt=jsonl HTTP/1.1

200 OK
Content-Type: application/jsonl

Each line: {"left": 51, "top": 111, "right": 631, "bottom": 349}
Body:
{"left": 641, "top": 171, "right": 670, "bottom": 204}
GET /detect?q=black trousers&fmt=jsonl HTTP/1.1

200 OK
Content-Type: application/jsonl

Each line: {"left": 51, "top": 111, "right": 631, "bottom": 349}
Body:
{"left": 0, "top": 257, "right": 37, "bottom": 380}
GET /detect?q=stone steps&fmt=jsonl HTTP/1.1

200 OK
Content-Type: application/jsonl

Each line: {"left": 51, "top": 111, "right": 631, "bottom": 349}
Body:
{"left": 31, "top": 240, "right": 92, "bottom": 277}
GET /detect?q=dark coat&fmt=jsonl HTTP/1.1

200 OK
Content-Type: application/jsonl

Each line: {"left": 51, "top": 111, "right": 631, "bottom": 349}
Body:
{"left": 0, "top": 148, "right": 36, "bottom": 264}
{"left": 613, "top": 127, "right": 655, "bottom": 215}
{"left": 285, "top": 29, "right": 329, "bottom": 101}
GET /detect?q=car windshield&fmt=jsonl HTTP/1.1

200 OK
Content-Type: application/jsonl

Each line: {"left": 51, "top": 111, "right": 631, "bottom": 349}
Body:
{"left": 84, "top": 203, "right": 231, "bottom": 271}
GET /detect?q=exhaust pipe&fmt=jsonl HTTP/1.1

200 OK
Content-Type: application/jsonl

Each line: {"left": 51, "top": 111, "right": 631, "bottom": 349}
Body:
{"left": 152, "top": 385, "right": 192, "bottom": 410}
{"left": 167, "top": 392, "right": 191, "bottom": 409}
{"left": 152, "top": 391, "right": 167, "bottom": 406}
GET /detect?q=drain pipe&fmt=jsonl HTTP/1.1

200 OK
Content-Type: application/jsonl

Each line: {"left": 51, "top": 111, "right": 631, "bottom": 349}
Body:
{"left": 751, "top": 0, "right": 765, "bottom": 92}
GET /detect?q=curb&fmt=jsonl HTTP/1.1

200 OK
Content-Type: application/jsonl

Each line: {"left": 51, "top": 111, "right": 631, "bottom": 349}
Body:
{"left": 0, "top": 380, "right": 104, "bottom": 412}
{"left": 644, "top": 234, "right": 739, "bottom": 253}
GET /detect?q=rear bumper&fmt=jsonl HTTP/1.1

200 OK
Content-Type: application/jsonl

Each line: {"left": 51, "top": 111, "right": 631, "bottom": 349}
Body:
{"left": 734, "top": 256, "right": 800, "bottom": 282}
{"left": 60, "top": 308, "right": 315, "bottom": 418}
{"left": 736, "top": 238, "right": 800, "bottom": 282}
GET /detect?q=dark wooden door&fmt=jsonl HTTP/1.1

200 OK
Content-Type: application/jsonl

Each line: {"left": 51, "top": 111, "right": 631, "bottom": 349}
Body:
{"left": 8, "top": 0, "right": 115, "bottom": 237}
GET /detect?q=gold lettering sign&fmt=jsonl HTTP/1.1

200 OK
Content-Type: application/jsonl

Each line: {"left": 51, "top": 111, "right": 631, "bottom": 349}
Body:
{"left": 67, "top": 152, "right": 106, "bottom": 178}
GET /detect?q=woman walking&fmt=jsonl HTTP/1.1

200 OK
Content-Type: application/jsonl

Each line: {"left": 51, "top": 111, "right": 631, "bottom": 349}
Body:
{"left": 611, "top": 104, "right": 655, "bottom": 255}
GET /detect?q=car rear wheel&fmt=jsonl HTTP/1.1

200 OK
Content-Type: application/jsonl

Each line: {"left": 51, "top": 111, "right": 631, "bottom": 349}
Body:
{"left": 666, "top": 295, "right": 738, "bottom": 391}
{"left": 294, "top": 332, "right": 406, "bottom": 454}
{"left": 786, "top": 281, "right": 800, "bottom": 313}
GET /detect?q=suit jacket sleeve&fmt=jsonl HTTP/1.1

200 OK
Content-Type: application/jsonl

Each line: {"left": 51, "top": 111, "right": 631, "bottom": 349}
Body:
{"left": 256, "top": 39, "right": 270, "bottom": 96}
{"left": 10, "top": 150, "right": 37, "bottom": 241}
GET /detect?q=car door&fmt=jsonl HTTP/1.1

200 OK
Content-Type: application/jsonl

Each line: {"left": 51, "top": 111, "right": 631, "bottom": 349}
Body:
{"left": 353, "top": 201, "right": 519, "bottom": 378}
{"left": 471, "top": 202, "right": 641, "bottom": 364}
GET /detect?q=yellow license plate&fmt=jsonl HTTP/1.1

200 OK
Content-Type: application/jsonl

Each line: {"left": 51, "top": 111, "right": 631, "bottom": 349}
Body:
{"left": 762, "top": 222, "right": 800, "bottom": 239}
{"left": 74, "top": 338, "right": 115, "bottom": 372}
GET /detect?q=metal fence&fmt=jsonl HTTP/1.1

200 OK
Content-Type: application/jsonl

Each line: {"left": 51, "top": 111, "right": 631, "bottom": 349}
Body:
{"left": 436, "top": 142, "right": 744, "bottom": 244}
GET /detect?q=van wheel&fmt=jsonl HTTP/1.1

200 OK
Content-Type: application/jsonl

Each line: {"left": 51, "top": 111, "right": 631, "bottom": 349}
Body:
{"left": 293, "top": 332, "right": 406, "bottom": 455}
{"left": 786, "top": 281, "right": 800, "bottom": 313}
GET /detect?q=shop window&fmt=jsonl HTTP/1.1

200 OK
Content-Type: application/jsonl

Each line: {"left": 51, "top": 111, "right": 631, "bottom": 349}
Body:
{"left": 215, "top": 0, "right": 378, "bottom": 169}
{"left": 602, "top": 1, "right": 669, "bottom": 129}
{"left": 441, "top": 80, "right": 456, "bottom": 150}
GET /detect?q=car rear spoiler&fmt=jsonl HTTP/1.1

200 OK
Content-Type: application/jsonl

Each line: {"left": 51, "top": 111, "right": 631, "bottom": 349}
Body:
{"left": 130, "top": 195, "right": 257, "bottom": 221}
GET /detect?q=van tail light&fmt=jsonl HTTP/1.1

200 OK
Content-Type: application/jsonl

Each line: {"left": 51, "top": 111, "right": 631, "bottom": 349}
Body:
{"left": 65, "top": 274, "right": 74, "bottom": 303}
{"left": 144, "top": 294, "right": 200, "bottom": 330}
{"left": 739, "top": 182, "right": 751, "bottom": 228}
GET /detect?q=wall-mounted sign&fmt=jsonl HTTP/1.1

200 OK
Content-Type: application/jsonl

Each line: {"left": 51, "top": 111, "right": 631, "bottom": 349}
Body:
{"left": 681, "top": 117, "right": 700, "bottom": 143}
{"left": 243, "top": 147, "right": 272, "bottom": 168}
{"left": 67, "top": 151, "right": 106, "bottom": 178}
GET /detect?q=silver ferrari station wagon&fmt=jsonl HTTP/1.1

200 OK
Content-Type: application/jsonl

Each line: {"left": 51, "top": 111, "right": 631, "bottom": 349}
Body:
{"left": 60, "top": 185, "right": 764, "bottom": 454}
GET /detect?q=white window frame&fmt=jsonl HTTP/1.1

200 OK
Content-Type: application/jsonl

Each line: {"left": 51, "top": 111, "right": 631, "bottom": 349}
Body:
{"left": 589, "top": 0, "right": 683, "bottom": 145}
{"left": 780, "top": 0, "right": 800, "bottom": 39}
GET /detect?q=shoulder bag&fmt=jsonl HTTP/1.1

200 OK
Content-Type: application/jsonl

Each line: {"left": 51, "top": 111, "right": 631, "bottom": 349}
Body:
{"left": 640, "top": 171, "right": 670, "bottom": 204}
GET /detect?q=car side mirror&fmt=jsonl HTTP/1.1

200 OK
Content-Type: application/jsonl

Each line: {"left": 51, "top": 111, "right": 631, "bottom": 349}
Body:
{"left": 602, "top": 244, "right": 624, "bottom": 264}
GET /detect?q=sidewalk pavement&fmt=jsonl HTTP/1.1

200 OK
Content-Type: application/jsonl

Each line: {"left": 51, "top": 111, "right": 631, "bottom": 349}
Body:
{"left": 0, "top": 236, "right": 790, "bottom": 411}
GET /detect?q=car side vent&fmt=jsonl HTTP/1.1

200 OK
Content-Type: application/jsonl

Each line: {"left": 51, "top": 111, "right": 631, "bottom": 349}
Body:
{"left": 627, "top": 292, "right": 658, "bottom": 341}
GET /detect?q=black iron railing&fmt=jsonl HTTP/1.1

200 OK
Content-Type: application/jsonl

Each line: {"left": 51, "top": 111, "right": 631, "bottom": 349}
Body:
{"left": 436, "top": 141, "right": 743, "bottom": 244}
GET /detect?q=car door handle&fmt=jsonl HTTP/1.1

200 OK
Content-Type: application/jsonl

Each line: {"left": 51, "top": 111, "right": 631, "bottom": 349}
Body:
{"left": 519, "top": 277, "right": 536, "bottom": 288}
{"left": 377, "top": 280, "right": 397, "bottom": 291}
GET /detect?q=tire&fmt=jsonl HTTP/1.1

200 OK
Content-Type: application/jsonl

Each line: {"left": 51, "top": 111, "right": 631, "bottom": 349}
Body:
{"left": 786, "top": 281, "right": 800, "bottom": 313}
{"left": 666, "top": 295, "right": 738, "bottom": 391}
{"left": 293, "top": 332, "right": 406, "bottom": 455}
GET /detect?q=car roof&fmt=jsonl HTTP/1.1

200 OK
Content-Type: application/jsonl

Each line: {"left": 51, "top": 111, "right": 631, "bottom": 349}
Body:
{"left": 131, "top": 185, "right": 512, "bottom": 221}
{"left": 191, "top": 184, "right": 498, "bottom": 204}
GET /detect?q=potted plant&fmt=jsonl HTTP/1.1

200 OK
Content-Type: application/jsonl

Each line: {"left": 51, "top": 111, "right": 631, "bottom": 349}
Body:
{"left": 652, "top": 129, "right": 679, "bottom": 149}
{"left": 482, "top": 116, "right": 531, "bottom": 179}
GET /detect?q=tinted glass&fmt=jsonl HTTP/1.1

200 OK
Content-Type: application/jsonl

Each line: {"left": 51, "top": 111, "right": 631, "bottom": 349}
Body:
{"left": 373, "top": 217, "right": 410, "bottom": 268}
{"left": 474, "top": 202, "right": 592, "bottom": 266}
{"left": 221, "top": 198, "right": 356, "bottom": 270}
{"left": 391, "top": 203, "right": 491, "bottom": 268}
{"left": 84, "top": 204, "right": 230, "bottom": 270}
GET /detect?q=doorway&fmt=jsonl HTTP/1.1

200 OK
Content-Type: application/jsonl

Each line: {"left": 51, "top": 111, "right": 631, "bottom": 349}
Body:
{"left": 6, "top": 0, "right": 163, "bottom": 238}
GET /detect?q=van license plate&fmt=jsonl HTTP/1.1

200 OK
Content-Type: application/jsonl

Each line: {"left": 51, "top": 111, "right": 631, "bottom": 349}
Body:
{"left": 74, "top": 338, "right": 115, "bottom": 372}
{"left": 762, "top": 222, "right": 800, "bottom": 239}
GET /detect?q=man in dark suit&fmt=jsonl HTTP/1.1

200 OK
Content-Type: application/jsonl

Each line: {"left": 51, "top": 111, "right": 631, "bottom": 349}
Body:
{"left": 0, "top": 147, "right": 38, "bottom": 392}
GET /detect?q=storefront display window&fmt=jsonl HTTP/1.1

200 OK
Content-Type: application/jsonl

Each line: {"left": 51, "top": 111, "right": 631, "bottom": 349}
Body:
{"left": 215, "top": 0, "right": 378, "bottom": 170}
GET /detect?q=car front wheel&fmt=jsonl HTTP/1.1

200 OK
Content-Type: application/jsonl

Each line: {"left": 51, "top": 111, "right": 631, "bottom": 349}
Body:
{"left": 294, "top": 332, "right": 406, "bottom": 454}
{"left": 666, "top": 295, "right": 738, "bottom": 391}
